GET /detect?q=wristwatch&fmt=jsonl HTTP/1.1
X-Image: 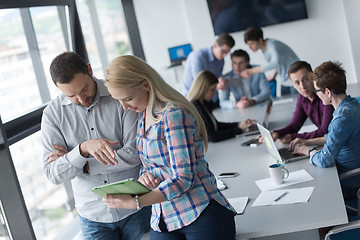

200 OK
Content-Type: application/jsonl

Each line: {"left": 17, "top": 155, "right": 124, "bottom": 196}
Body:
{"left": 308, "top": 147, "right": 317, "bottom": 156}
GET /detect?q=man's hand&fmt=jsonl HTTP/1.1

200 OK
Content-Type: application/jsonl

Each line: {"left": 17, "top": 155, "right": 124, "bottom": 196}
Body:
{"left": 80, "top": 139, "right": 120, "bottom": 166}
{"left": 289, "top": 138, "right": 307, "bottom": 151}
{"left": 292, "top": 144, "right": 310, "bottom": 156}
{"left": 217, "top": 76, "right": 228, "bottom": 90}
{"left": 138, "top": 172, "right": 161, "bottom": 190}
{"left": 235, "top": 97, "right": 256, "bottom": 108}
{"left": 48, "top": 145, "right": 68, "bottom": 162}
{"left": 259, "top": 131, "right": 278, "bottom": 143}
{"left": 240, "top": 68, "right": 254, "bottom": 79}
{"left": 279, "top": 134, "right": 292, "bottom": 144}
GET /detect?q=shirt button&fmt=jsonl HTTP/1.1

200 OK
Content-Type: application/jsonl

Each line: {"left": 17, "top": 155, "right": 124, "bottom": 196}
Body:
{"left": 91, "top": 128, "right": 94, "bottom": 130}
{"left": 88, "top": 109, "right": 90, "bottom": 112}
{"left": 104, "top": 181, "right": 107, "bottom": 183}
{"left": 323, "top": 151, "right": 327, "bottom": 155}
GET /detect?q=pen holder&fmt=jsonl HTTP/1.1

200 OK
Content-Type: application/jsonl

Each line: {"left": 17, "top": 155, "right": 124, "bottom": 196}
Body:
{"left": 269, "top": 163, "right": 289, "bottom": 185}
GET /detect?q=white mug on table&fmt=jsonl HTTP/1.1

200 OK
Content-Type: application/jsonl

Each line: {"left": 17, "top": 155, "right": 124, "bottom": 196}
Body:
{"left": 269, "top": 163, "right": 289, "bottom": 184}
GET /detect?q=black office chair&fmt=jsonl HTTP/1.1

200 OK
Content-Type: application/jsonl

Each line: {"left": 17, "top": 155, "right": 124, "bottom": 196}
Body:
{"left": 325, "top": 168, "right": 360, "bottom": 240}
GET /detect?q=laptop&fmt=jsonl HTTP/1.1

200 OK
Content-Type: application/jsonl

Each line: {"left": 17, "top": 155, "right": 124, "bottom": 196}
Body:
{"left": 167, "top": 43, "right": 192, "bottom": 67}
{"left": 244, "top": 98, "right": 273, "bottom": 136}
{"left": 257, "top": 123, "right": 308, "bottom": 163}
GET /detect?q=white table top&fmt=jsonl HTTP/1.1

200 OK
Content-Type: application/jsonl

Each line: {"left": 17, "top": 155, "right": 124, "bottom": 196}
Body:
{"left": 207, "top": 94, "right": 348, "bottom": 239}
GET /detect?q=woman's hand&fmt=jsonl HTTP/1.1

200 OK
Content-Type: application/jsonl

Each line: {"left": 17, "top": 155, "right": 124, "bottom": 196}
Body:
{"left": 289, "top": 138, "right": 307, "bottom": 151}
{"left": 102, "top": 194, "right": 136, "bottom": 209}
{"left": 238, "top": 119, "right": 256, "bottom": 130}
{"left": 292, "top": 145, "right": 310, "bottom": 156}
{"left": 138, "top": 172, "right": 161, "bottom": 190}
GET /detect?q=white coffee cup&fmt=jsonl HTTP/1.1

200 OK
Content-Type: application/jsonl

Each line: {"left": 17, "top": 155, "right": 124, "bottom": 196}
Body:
{"left": 269, "top": 163, "right": 289, "bottom": 184}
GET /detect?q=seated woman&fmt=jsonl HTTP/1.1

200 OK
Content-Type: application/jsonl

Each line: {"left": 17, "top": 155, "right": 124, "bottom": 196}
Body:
{"left": 292, "top": 61, "right": 360, "bottom": 201}
{"left": 187, "top": 70, "right": 254, "bottom": 142}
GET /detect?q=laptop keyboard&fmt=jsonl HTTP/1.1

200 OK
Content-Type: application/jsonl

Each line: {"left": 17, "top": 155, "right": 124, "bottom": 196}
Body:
{"left": 278, "top": 148, "right": 306, "bottom": 163}
{"left": 248, "top": 125, "right": 258, "bottom": 132}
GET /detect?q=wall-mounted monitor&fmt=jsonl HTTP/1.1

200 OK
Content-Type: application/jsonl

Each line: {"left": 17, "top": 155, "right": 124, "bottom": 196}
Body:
{"left": 207, "top": 0, "right": 308, "bottom": 35}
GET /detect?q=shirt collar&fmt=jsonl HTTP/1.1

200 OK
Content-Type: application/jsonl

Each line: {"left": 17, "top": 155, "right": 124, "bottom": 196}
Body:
{"left": 337, "top": 95, "right": 352, "bottom": 109}
{"left": 332, "top": 95, "right": 352, "bottom": 117}
{"left": 300, "top": 93, "right": 320, "bottom": 104}
{"left": 60, "top": 77, "right": 110, "bottom": 107}
{"left": 207, "top": 46, "right": 216, "bottom": 62}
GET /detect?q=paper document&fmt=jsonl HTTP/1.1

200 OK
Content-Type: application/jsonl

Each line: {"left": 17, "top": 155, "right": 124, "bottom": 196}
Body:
{"left": 298, "top": 124, "right": 318, "bottom": 133}
{"left": 228, "top": 197, "right": 249, "bottom": 214}
{"left": 273, "top": 98, "right": 293, "bottom": 105}
{"left": 252, "top": 187, "right": 314, "bottom": 206}
{"left": 255, "top": 169, "right": 314, "bottom": 191}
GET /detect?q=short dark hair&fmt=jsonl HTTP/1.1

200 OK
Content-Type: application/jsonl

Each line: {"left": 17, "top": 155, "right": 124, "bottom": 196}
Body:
{"left": 287, "top": 61, "right": 312, "bottom": 77}
{"left": 50, "top": 52, "right": 90, "bottom": 85}
{"left": 231, "top": 49, "right": 250, "bottom": 62}
{"left": 216, "top": 33, "right": 235, "bottom": 48}
{"left": 244, "top": 27, "right": 263, "bottom": 43}
{"left": 310, "top": 61, "right": 346, "bottom": 95}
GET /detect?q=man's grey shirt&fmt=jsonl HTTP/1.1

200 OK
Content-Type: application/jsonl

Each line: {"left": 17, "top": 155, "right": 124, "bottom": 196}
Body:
{"left": 41, "top": 77, "right": 141, "bottom": 222}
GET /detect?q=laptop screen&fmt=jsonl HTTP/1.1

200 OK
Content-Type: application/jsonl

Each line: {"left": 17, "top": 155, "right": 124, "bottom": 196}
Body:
{"left": 263, "top": 98, "right": 273, "bottom": 128}
{"left": 257, "top": 123, "right": 282, "bottom": 163}
{"left": 168, "top": 44, "right": 192, "bottom": 64}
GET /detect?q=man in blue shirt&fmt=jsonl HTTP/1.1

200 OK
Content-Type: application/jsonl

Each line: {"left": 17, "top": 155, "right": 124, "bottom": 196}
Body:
{"left": 183, "top": 33, "right": 235, "bottom": 108}
{"left": 221, "top": 49, "right": 270, "bottom": 109}
{"left": 241, "top": 27, "right": 299, "bottom": 97}
{"left": 292, "top": 61, "right": 360, "bottom": 201}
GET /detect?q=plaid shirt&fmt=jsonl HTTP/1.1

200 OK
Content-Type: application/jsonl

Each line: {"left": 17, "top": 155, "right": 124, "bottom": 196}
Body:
{"left": 137, "top": 104, "right": 235, "bottom": 232}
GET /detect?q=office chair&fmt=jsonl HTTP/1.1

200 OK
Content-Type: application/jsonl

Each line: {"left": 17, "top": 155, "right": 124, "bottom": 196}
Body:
{"left": 325, "top": 168, "right": 360, "bottom": 240}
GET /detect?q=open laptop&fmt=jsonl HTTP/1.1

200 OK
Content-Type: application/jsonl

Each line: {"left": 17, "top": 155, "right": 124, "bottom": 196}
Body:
{"left": 244, "top": 98, "right": 273, "bottom": 136}
{"left": 257, "top": 123, "right": 308, "bottom": 163}
{"left": 167, "top": 43, "right": 192, "bottom": 67}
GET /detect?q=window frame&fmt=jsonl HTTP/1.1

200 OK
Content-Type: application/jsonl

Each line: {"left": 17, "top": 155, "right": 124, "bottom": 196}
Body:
{"left": 0, "top": 0, "right": 144, "bottom": 238}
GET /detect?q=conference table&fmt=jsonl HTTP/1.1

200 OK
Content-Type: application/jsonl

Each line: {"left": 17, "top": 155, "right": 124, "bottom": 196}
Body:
{"left": 208, "top": 93, "right": 353, "bottom": 240}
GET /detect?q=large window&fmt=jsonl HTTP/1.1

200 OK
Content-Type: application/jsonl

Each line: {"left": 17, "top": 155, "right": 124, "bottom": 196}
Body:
{"left": 0, "top": 201, "right": 11, "bottom": 240}
{"left": 0, "top": 9, "right": 43, "bottom": 123}
{"left": 76, "top": 0, "right": 132, "bottom": 78}
{"left": 0, "top": 0, "right": 139, "bottom": 239}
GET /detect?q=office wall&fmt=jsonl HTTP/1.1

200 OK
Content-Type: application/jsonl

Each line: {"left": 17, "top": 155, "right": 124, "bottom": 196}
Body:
{"left": 343, "top": 0, "right": 360, "bottom": 83}
{"left": 133, "top": 0, "right": 357, "bottom": 87}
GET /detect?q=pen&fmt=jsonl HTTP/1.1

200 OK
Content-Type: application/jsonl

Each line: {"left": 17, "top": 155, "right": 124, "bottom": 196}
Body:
{"left": 274, "top": 191, "right": 289, "bottom": 202}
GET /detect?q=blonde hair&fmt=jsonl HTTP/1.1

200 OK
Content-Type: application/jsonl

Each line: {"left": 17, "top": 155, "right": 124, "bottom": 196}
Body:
{"left": 105, "top": 55, "right": 208, "bottom": 151}
{"left": 187, "top": 70, "right": 219, "bottom": 102}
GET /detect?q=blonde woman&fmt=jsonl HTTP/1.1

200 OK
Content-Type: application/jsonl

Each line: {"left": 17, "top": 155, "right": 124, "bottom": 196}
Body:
{"left": 188, "top": 70, "right": 255, "bottom": 142}
{"left": 103, "top": 55, "right": 236, "bottom": 240}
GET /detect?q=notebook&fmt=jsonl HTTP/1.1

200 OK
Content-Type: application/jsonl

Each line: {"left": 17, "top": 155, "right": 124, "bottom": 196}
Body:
{"left": 257, "top": 123, "right": 308, "bottom": 163}
{"left": 244, "top": 98, "right": 273, "bottom": 136}
{"left": 167, "top": 43, "right": 192, "bottom": 67}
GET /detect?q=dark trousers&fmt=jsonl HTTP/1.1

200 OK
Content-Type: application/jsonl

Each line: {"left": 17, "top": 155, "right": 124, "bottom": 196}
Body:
{"left": 150, "top": 200, "right": 236, "bottom": 240}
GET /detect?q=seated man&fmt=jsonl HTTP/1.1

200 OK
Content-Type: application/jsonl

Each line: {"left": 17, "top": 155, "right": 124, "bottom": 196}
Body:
{"left": 271, "top": 61, "right": 334, "bottom": 143}
{"left": 220, "top": 49, "right": 270, "bottom": 109}
{"left": 183, "top": 33, "right": 235, "bottom": 110}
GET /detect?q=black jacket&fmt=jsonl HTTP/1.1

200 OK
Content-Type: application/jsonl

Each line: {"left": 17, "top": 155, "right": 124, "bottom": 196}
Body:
{"left": 192, "top": 100, "right": 242, "bottom": 142}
